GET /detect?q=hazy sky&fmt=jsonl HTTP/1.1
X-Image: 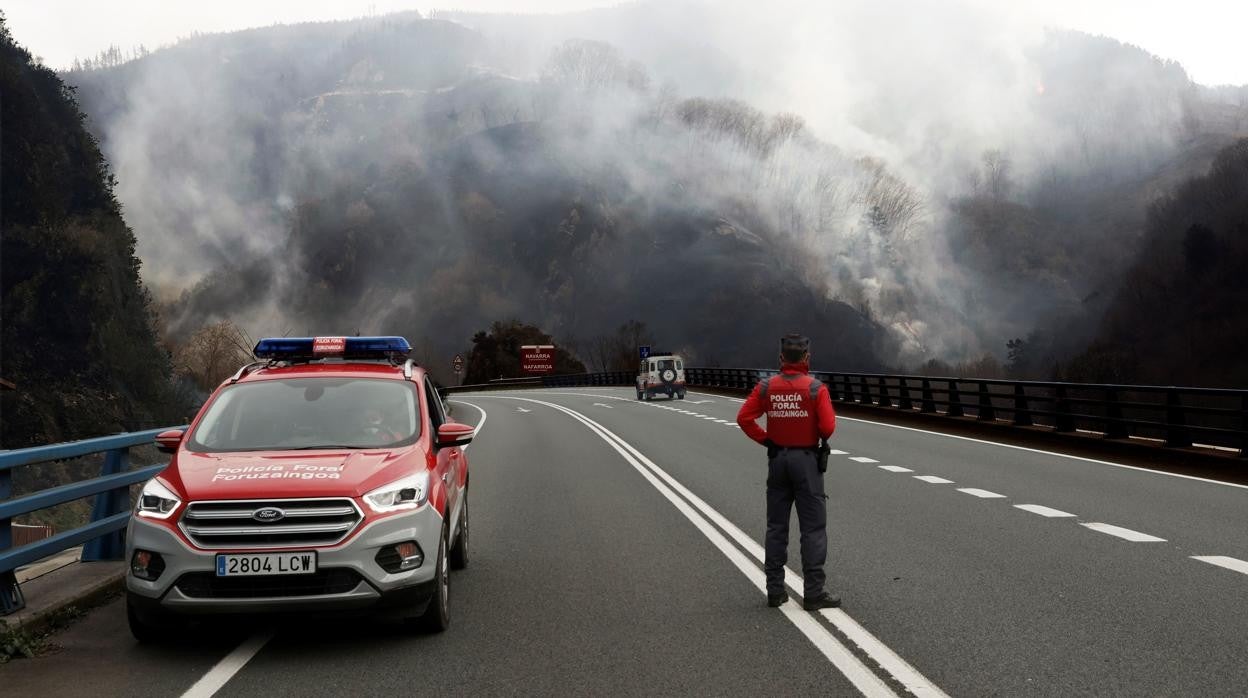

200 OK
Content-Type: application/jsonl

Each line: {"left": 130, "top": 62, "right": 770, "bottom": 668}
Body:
{"left": 5, "top": 0, "right": 1248, "bottom": 85}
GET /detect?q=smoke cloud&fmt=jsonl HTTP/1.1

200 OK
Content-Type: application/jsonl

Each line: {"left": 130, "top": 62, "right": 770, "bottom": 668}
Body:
{"left": 63, "top": 1, "right": 1243, "bottom": 378}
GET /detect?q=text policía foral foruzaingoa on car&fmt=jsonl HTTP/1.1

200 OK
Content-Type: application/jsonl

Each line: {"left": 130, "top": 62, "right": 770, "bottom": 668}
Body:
{"left": 212, "top": 463, "right": 345, "bottom": 482}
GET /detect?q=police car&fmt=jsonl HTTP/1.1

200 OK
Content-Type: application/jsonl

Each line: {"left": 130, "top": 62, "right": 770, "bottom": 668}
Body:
{"left": 636, "top": 353, "right": 687, "bottom": 400}
{"left": 125, "top": 336, "right": 472, "bottom": 640}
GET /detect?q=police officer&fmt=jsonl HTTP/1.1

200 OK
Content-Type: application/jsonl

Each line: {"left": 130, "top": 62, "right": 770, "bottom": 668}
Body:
{"left": 736, "top": 334, "right": 840, "bottom": 610}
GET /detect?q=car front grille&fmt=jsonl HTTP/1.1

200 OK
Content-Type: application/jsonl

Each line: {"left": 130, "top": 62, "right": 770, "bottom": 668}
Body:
{"left": 174, "top": 569, "right": 363, "bottom": 599}
{"left": 180, "top": 498, "right": 363, "bottom": 548}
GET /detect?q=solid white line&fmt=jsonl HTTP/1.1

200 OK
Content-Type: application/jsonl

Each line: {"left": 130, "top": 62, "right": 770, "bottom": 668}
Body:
{"left": 913, "top": 475, "right": 954, "bottom": 484}
{"left": 181, "top": 631, "right": 274, "bottom": 698}
{"left": 476, "top": 397, "right": 943, "bottom": 694}
{"left": 849, "top": 456, "right": 878, "bottom": 463}
{"left": 1080, "top": 523, "right": 1166, "bottom": 542}
{"left": 478, "top": 396, "right": 899, "bottom": 696}
{"left": 1014, "top": 504, "right": 1077, "bottom": 518}
{"left": 818, "top": 609, "right": 947, "bottom": 698}
{"left": 957, "top": 488, "right": 1006, "bottom": 498}
{"left": 837, "top": 415, "right": 1248, "bottom": 491}
{"left": 451, "top": 400, "right": 488, "bottom": 453}
{"left": 878, "top": 465, "right": 914, "bottom": 473}
{"left": 1191, "top": 556, "right": 1248, "bottom": 576}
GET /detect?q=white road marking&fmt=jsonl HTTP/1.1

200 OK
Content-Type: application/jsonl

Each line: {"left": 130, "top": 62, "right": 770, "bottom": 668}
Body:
{"left": 837, "top": 415, "right": 1248, "bottom": 491}
{"left": 688, "top": 400, "right": 715, "bottom": 404}
{"left": 878, "top": 465, "right": 914, "bottom": 473}
{"left": 477, "top": 395, "right": 942, "bottom": 697}
{"left": 849, "top": 456, "right": 878, "bottom": 463}
{"left": 714, "top": 419, "right": 730, "bottom": 424}
{"left": 957, "top": 488, "right": 1006, "bottom": 498}
{"left": 913, "top": 475, "right": 954, "bottom": 484}
{"left": 1191, "top": 556, "right": 1248, "bottom": 576}
{"left": 592, "top": 403, "right": 614, "bottom": 409}
{"left": 1014, "top": 504, "right": 1077, "bottom": 518}
{"left": 1080, "top": 523, "right": 1166, "bottom": 542}
{"left": 829, "top": 449, "right": 849, "bottom": 455}
{"left": 452, "top": 400, "right": 488, "bottom": 453}
{"left": 180, "top": 631, "right": 274, "bottom": 698}
{"left": 516, "top": 407, "right": 531, "bottom": 413}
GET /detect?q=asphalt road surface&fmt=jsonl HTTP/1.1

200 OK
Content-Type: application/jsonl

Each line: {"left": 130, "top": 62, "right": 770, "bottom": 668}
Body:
{"left": 4, "top": 387, "right": 1247, "bottom": 696}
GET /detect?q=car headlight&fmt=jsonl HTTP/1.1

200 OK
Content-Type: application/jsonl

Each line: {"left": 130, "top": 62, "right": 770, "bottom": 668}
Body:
{"left": 363, "top": 471, "right": 430, "bottom": 513}
{"left": 136, "top": 478, "right": 182, "bottom": 519}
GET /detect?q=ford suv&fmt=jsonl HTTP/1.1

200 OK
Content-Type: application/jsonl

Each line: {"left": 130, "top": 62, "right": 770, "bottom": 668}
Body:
{"left": 125, "top": 336, "right": 472, "bottom": 640}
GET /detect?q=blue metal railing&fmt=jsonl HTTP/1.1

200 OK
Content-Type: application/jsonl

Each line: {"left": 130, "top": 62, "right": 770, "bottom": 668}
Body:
{"left": 0, "top": 426, "right": 184, "bottom": 615}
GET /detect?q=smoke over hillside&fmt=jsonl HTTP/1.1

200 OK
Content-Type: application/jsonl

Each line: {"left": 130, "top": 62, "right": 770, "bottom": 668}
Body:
{"left": 63, "top": 1, "right": 1247, "bottom": 378}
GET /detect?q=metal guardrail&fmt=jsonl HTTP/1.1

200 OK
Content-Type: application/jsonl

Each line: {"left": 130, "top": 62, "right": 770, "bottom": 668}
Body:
{"left": 0, "top": 427, "right": 183, "bottom": 615}
{"left": 446, "top": 367, "right": 1248, "bottom": 457}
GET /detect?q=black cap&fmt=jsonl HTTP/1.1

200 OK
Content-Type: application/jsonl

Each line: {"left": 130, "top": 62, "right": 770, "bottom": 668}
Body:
{"left": 780, "top": 333, "right": 810, "bottom": 361}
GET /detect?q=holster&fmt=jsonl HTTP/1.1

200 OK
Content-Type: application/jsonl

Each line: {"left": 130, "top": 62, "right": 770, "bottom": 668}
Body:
{"left": 816, "top": 438, "right": 830, "bottom": 473}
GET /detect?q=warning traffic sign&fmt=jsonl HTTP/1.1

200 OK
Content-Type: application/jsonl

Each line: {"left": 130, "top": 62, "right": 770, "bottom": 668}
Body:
{"left": 452, "top": 354, "right": 464, "bottom": 374}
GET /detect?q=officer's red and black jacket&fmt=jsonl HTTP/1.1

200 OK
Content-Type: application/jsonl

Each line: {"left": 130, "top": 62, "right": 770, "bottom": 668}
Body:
{"left": 736, "top": 361, "right": 836, "bottom": 447}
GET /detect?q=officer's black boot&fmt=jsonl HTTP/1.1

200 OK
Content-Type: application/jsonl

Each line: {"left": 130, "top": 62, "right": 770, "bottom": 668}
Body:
{"left": 767, "top": 593, "right": 788, "bottom": 607}
{"left": 802, "top": 593, "right": 841, "bottom": 611}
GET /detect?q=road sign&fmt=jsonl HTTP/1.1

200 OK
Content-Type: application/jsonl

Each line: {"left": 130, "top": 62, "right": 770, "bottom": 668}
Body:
{"left": 639, "top": 345, "right": 651, "bottom": 360}
{"left": 452, "top": 353, "right": 464, "bottom": 374}
{"left": 521, "top": 345, "right": 555, "bottom": 375}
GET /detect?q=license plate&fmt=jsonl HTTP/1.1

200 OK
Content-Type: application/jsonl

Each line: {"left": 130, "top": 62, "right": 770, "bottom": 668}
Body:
{"left": 215, "top": 551, "right": 317, "bottom": 577}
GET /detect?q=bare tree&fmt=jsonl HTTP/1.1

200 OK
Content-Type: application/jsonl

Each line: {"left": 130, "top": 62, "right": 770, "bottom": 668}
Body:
{"left": 172, "top": 320, "right": 253, "bottom": 391}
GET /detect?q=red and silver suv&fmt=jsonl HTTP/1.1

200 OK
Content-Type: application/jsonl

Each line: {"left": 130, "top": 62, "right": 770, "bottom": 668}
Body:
{"left": 125, "top": 336, "right": 472, "bottom": 640}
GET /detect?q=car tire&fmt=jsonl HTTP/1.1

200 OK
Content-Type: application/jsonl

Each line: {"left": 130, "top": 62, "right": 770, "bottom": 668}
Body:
{"left": 418, "top": 524, "right": 450, "bottom": 633}
{"left": 127, "top": 592, "right": 177, "bottom": 643}
{"left": 450, "top": 491, "right": 468, "bottom": 570}
{"left": 636, "top": 388, "right": 643, "bottom": 400}
{"left": 678, "top": 390, "right": 686, "bottom": 399}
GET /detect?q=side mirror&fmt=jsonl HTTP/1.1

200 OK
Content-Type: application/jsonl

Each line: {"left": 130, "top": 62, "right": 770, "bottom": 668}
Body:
{"left": 436, "top": 422, "right": 474, "bottom": 448}
{"left": 155, "top": 429, "right": 185, "bottom": 454}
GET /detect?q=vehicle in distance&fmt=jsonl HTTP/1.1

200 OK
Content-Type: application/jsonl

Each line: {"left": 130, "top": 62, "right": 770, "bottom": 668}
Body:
{"left": 125, "top": 336, "right": 473, "bottom": 641}
{"left": 637, "top": 353, "right": 687, "bottom": 400}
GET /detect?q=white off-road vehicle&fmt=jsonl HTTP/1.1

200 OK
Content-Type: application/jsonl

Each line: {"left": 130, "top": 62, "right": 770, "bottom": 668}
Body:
{"left": 636, "top": 354, "right": 686, "bottom": 400}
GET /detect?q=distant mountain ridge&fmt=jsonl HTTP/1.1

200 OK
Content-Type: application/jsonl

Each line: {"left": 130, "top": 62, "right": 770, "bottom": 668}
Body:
{"left": 60, "top": 4, "right": 1248, "bottom": 380}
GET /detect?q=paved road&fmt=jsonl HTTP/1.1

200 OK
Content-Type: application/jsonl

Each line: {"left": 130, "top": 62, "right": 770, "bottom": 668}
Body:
{"left": 4, "top": 387, "right": 1247, "bottom": 696}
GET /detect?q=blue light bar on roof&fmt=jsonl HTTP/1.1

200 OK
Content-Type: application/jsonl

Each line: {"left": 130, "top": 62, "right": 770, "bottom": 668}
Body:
{"left": 253, "top": 336, "right": 412, "bottom": 360}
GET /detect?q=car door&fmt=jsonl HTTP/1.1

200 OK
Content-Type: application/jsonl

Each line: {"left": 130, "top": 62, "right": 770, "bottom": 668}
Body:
{"left": 424, "top": 377, "right": 462, "bottom": 519}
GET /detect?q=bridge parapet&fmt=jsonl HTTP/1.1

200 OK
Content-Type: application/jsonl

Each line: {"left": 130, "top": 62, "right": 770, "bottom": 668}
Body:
{"left": 0, "top": 427, "right": 184, "bottom": 615}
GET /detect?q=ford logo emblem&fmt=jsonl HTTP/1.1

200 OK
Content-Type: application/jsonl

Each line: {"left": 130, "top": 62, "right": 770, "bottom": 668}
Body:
{"left": 252, "top": 507, "right": 286, "bottom": 523}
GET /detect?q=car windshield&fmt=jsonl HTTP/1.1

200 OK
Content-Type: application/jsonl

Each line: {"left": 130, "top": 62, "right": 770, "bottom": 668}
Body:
{"left": 187, "top": 377, "right": 420, "bottom": 452}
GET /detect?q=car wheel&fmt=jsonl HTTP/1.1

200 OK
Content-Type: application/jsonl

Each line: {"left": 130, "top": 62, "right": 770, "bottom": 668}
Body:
{"left": 418, "top": 524, "right": 450, "bottom": 632}
{"left": 127, "top": 592, "right": 177, "bottom": 643}
{"left": 678, "top": 390, "right": 686, "bottom": 399}
{"left": 636, "top": 388, "right": 643, "bottom": 400}
{"left": 450, "top": 491, "right": 469, "bottom": 570}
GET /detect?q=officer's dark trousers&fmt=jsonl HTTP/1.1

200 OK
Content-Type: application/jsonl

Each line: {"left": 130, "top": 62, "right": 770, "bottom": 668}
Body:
{"left": 765, "top": 447, "right": 827, "bottom": 599}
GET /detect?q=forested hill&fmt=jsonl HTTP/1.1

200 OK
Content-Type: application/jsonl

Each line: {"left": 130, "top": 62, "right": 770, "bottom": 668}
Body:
{"left": 0, "top": 15, "right": 179, "bottom": 448}
{"left": 1064, "top": 138, "right": 1248, "bottom": 387}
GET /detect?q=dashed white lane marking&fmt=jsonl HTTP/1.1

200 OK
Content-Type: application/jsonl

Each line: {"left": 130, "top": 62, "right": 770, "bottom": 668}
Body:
{"left": 878, "top": 465, "right": 914, "bottom": 473}
{"left": 180, "top": 630, "right": 274, "bottom": 698}
{"left": 1081, "top": 523, "right": 1166, "bottom": 542}
{"left": 1191, "top": 556, "right": 1248, "bottom": 576}
{"left": 837, "top": 415, "right": 1248, "bottom": 491}
{"left": 714, "top": 419, "right": 730, "bottom": 424}
{"left": 913, "top": 475, "right": 954, "bottom": 484}
{"left": 1014, "top": 504, "right": 1077, "bottom": 518}
{"left": 829, "top": 449, "right": 849, "bottom": 455}
{"left": 957, "top": 488, "right": 1006, "bottom": 498}
{"left": 849, "top": 456, "right": 878, "bottom": 463}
